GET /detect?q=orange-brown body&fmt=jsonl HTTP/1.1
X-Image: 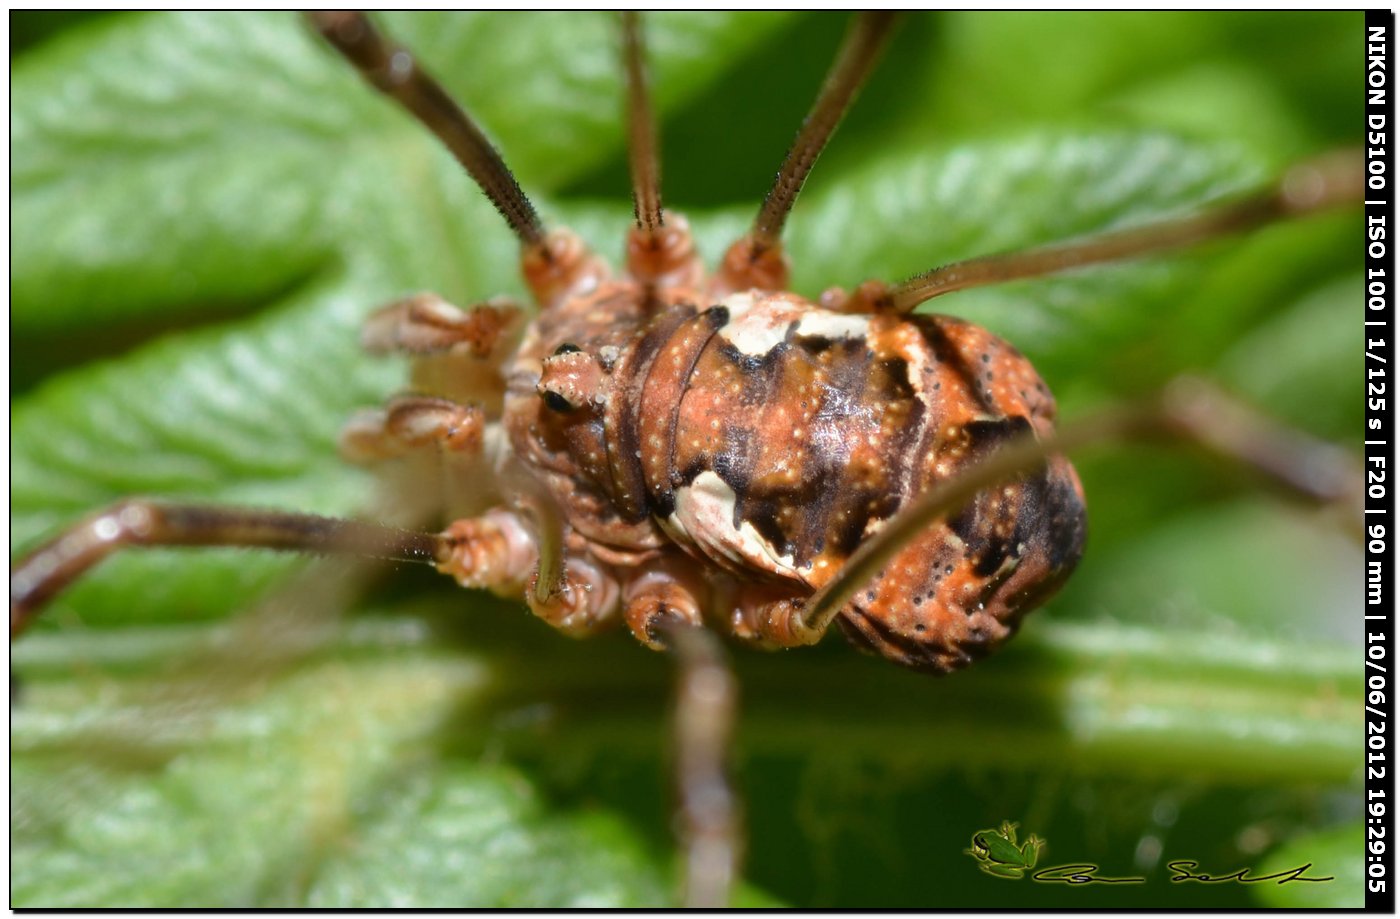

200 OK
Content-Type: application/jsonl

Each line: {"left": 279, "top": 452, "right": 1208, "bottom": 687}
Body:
{"left": 493, "top": 235, "right": 1086, "bottom": 673}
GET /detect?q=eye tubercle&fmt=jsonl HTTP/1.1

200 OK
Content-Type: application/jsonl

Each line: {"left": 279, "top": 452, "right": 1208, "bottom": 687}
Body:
{"left": 538, "top": 348, "right": 604, "bottom": 413}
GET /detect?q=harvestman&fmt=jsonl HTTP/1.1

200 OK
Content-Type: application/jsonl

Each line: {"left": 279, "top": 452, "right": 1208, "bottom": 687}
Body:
{"left": 11, "top": 12, "right": 1362, "bottom": 907}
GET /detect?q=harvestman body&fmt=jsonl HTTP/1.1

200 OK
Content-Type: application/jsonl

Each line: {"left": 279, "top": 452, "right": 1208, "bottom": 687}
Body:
{"left": 10, "top": 12, "right": 1362, "bottom": 907}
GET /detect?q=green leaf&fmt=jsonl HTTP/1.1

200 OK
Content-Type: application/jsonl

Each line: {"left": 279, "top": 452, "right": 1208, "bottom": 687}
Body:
{"left": 1251, "top": 823, "right": 1363, "bottom": 908}
{"left": 12, "top": 618, "right": 676, "bottom": 907}
{"left": 306, "top": 765, "right": 672, "bottom": 908}
{"left": 12, "top": 609, "right": 1360, "bottom": 907}
{"left": 12, "top": 10, "right": 1362, "bottom": 909}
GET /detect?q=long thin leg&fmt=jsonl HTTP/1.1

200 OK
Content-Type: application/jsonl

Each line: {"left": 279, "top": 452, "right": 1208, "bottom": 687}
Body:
{"left": 873, "top": 149, "right": 1363, "bottom": 313}
{"left": 619, "top": 13, "right": 704, "bottom": 290}
{"left": 308, "top": 13, "right": 611, "bottom": 307}
{"left": 714, "top": 12, "right": 898, "bottom": 295}
{"left": 742, "top": 376, "right": 1362, "bottom": 647}
{"left": 657, "top": 620, "right": 740, "bottom": 910}
{"left": 11, "top": 501, "right": 445, "bottom": 638}
{"left": 306, "top": 11, "right": 545, "bottom": 249}
{"left": 621, "top": 11, "right": 662, "bottom": 241}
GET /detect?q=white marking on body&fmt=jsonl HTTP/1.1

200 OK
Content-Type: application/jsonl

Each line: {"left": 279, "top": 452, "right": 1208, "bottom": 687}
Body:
{"left": 901, "top": 323, "right": 934, "bottom": 406}
{"left": 714, "top": 291, "right": 813, "bottom": 358}
{"left": 717, "top": 291, "right": 758, "bottom": 321}
{"left": 668, "top": 470, "right": 799, "bottom": 578}
{"left": 715, "top": 292, "right": 788, "bottom": 356}
{"left": 793, "top": 311, "right": 870, "bottom": 341}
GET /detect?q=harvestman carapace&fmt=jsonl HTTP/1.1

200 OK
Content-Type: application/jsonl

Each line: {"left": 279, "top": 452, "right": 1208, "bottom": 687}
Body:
{"left": 11, "top": 11, "right": 1362, "bottom": 907}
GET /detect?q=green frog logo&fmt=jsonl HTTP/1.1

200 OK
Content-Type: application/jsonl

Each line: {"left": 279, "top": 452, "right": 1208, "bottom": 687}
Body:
{"left": 966, "top": 821, "right": 1045, "bottom": 879}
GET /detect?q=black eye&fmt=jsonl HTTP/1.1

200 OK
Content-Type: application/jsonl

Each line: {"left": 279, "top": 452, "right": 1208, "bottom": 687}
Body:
{"left": 543, "top": 390, "right": 574, "bottom": 413}
{"left": 553, "top": 342, "right": 581, "bottom": 355}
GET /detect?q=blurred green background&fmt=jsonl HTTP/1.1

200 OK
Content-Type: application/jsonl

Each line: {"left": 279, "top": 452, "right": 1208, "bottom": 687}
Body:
{"left": 11, "top": 12, "right": 1363, "bottom": 907}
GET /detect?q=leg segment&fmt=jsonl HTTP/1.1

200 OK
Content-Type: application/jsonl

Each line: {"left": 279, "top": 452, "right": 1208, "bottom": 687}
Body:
{"left": 655, "top": 620, "right": 740, "bottom": 910}
{"left": 339, "top": 396, "right": 486, "bottom": 463}
{"left": 11, "top": 501, "right": 443, "bottom": 638}
{"left": 627, "top": 214, "right": 706, "bottom": 292}
{"left": 621, "top": 556, "right": 708, "bottom": 650}
{"left": 712, "top": 12, "right": 898, "bottom": 296}
{"left": 306, "top": 14, "right": 611, "bottom": 310}
{"left": 436, "top": 508, "right": 537, "bottom": 593}
{"left": 875, "top": 149, "right": 1363, "bottom": 313}
{"left": 437, "top": 510, "right": 621, "bottom": 637}
{"left": 617, "top": 13, "right": 706, "bottom": 291}
{"left": 306, "top": 12, "right": 545, "bottom": 248}
{"left": 728, "top": 583, "right": 825, "bottom": 650}
{"left": 520, "top": 228, "right": 613, "bottom": 309}
{"left": 525, "top": 554, "right": 622, "bottom": 637}
{"left": 621, "top": 11, "right": 662, "bottom": 241}
{"left": 516, "top": 577, "right": 741, "bottom": 904}
{"left": 360, "top": 293, "right": 521, "bottom": 358}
